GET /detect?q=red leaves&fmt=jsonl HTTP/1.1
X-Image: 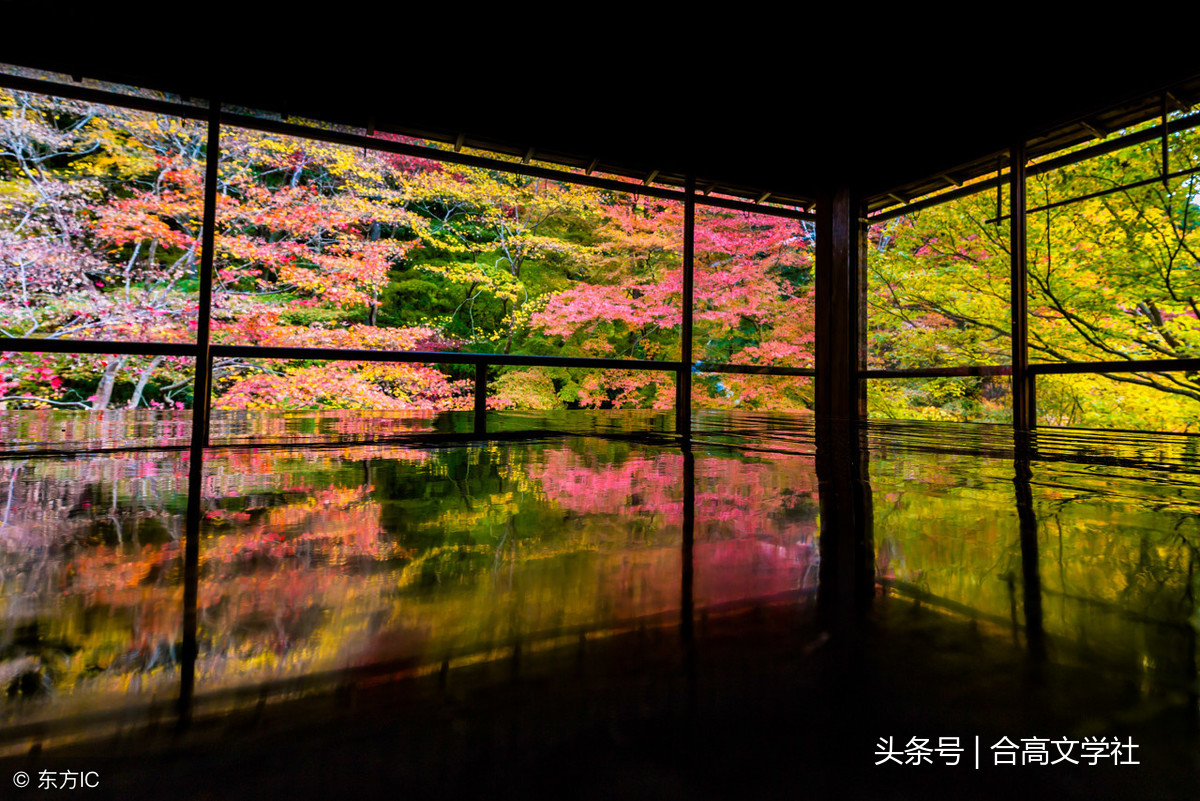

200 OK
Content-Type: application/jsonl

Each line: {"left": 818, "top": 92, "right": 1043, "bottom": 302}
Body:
{"left": 212, "top": 362, "right": 470, "bottom": 412}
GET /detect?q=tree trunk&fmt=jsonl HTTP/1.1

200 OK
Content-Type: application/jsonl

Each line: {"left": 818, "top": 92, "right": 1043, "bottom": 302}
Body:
{"left": 369, "top": 222, "right": 382, "bottom": 326}
{"left": 128, "top": 356, "right": 165, "bottom": 409}
{"left": 91, "top": 356, "right": 128, "bottom": 410}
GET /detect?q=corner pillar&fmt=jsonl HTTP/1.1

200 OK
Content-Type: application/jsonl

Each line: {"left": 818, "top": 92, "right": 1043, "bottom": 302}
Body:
{"left": 815, "top": 185, "right": 867, "bottom": 421}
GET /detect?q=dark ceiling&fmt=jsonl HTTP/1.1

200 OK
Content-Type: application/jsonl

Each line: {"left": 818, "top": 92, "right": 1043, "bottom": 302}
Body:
{"left": 4, "top": 35, "right": 1197, "bottom": 212}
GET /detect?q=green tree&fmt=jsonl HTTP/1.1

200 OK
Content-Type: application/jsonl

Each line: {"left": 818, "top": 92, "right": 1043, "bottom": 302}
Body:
{"left": 868, "top": 129, "right": 1200, "bottom": 430}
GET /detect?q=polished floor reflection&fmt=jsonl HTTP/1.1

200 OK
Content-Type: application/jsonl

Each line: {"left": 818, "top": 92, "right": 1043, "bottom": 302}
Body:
{"left": 0, "top": 410, "right": 1197, "bottom": 798}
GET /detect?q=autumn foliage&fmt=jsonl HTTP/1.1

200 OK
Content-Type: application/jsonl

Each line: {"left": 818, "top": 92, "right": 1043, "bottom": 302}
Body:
{"left": 868, "top": 122, "right": 1200, "bottom": 431}
{"left": 1, "top": 85, "right": 815, "bottom": 413}
{"left": 10, "top": 75, "right": 1198, "bottom": 430}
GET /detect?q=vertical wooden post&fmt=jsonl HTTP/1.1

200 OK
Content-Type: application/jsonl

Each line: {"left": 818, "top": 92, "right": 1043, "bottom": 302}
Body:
{"left": 676, "top": 175, "right": 694, "bottom": 438}
{"left": 680, "top": 441, "right": 696, "bottom": 719}
{"left": 179, "top": 100, "right": 220, "bottom": 727}
{"left": 1162, "top": 92, "right": 1170, "bottom": 188}
{"left": 680, "top": 443, "right": 694, "bottom": 646}
{"left": 1010, "top": 142, "right": 1042, "bottom": 653}
{"left": 815, "top": 186, "right": 866, "bottom": 421}
{"left": 814, "top": 184, "right": 873, "bottom": 629}
{"left": 1013, "top": 438, "right": 1046, "bottom": 662}
{"left": 473, "top": 362, "right": 487, "bottom": 435}
{"left": 816, "top": 424, "right": 875, "bottom": 629}
{"left": 203, "top": 352, "right": 212, "bottom": 447}
{"left": 1010, "top": 144, "right": 1035, "bottom": 429}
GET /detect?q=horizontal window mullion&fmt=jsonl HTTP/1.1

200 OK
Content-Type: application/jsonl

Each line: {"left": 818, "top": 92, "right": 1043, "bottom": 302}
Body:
{"left": 862, "top": 365, "right": 1012, "bottom": 379}
{"left": 1, "top": 338, "right": 198, "bottom": 357}
{"left": 0, "top": 72, "right": 207, "bottom": 121}
{"left": 210, "top": 345, "right": 684, "bottom": 372}
{"left": 1028, "top": 358, "right": 1200, "bottom": 375}
{"left": 218, "top": 112, "right": 689, "bottom": 202}
{"left": 695, "top": 363, "right": 815, "bottom": 377}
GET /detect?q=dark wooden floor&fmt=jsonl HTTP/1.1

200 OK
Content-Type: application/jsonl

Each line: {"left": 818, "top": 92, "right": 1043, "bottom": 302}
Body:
{"left": 2, "top": 596, "right": 1196, "bottom": 800}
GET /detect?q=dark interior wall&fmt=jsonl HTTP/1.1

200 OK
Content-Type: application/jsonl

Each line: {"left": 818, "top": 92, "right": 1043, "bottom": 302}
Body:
{"left": 2, "top": 31, "right": 1195, "bottom": 202}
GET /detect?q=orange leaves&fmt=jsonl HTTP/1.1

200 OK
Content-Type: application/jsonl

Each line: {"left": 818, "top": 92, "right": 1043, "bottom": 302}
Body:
{"left": 212, "top": 351, "right": 470, "bottom": 413}
{"left": 91, "top": 167, "right": 203, "bottom": 251}
{"left": 213, "top": 320, "right": 457, "bottom": 352}
{"left": 208, "top": 133, "right": 428, "bottom": 307}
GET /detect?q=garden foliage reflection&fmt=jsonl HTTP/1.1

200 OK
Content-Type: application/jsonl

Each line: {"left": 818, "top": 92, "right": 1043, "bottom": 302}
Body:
{"left": 0, "top": 410, "right": 818, "bottom": 716}
{"left": 2, "top": 411, "right": 1198, "bottom": 727}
